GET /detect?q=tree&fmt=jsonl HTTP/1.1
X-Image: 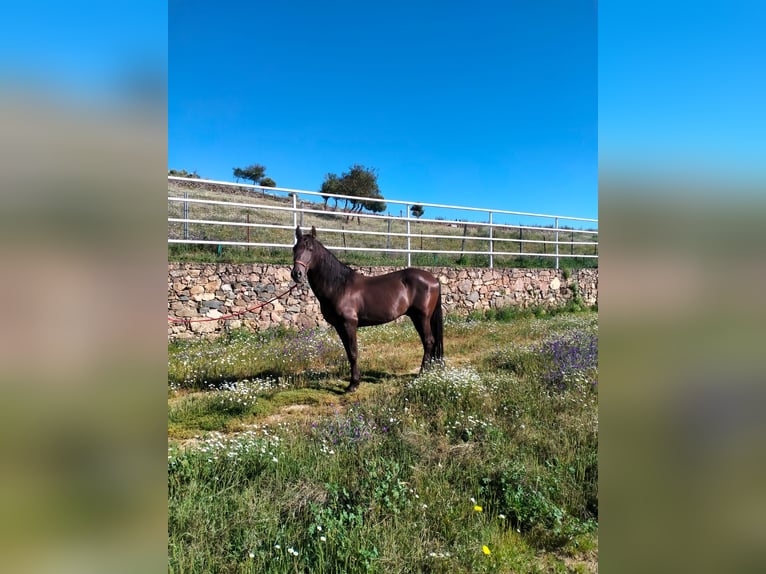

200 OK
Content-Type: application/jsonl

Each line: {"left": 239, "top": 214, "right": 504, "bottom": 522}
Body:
{"left": 337, "top": 164, "right": 386, "bottom": 222}
{"left": 361, "top": 194, "right": 387, "bottom": 215}
{"left": 168, "top": 169, "right": 200, "bottom": 178}
{"left": 317, "top": 164, "right": 385, "bottom": 220}
{"left": 259, "top": 177, "right": 276, "bottom": 188}
{"left": 319, "top": 173, "right": 341, "bottom": 210}
{"left": 411, "top": 204, "right": 425, "bottom": 218}
{"left": 233, "top": 164, "right": 266, "bottom": 186}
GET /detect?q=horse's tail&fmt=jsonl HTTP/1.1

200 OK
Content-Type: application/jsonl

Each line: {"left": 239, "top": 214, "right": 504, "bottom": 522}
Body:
{"left": 431, "top": 288, "right": 444, "bottom": 361}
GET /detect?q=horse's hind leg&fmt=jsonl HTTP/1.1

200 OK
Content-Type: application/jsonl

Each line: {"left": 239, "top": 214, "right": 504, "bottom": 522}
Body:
{"left": 410, "top": 313, "right": 435, "bottom": 372}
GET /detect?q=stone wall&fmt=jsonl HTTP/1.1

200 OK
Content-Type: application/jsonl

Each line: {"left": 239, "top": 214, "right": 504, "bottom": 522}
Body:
{"left": 168, "top": 263, "right": 598, "bottom": 339}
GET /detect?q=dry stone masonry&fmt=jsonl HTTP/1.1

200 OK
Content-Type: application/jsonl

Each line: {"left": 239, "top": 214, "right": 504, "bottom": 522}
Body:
{"left": 168, "top": 263, "right": 597, "bottom": 340}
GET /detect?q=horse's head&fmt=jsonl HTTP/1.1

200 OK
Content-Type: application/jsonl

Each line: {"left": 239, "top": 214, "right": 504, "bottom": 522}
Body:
{"left": 291, "top": 226, "right": 317, "bottom": 283}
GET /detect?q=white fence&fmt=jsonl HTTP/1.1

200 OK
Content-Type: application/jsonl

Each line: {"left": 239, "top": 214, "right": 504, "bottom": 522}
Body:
{"left": 168, "top": 176, "right": 598, "bottom": 269}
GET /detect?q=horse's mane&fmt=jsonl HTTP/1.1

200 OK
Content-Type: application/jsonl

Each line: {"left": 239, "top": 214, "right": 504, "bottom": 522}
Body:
{"left": 308, "top": 236, "right": 356, "bottom": 295}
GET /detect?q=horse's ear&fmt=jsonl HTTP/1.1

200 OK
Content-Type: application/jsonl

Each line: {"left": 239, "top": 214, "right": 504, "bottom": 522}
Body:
{"left": 310, "top": 226, "right": 317, "bottom": 238}
{"left": 295, "top": 226, "right": 302, "bottom": 240}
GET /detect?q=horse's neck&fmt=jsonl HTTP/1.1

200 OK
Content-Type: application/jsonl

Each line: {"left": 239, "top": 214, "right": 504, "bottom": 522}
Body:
{"left": 308, "top": 246, "right": 355, "bottom": 298}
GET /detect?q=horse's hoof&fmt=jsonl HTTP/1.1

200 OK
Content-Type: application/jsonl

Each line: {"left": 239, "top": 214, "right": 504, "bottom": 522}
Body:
{"left": 346, "top": 383, "right": 359, "bottom": 393}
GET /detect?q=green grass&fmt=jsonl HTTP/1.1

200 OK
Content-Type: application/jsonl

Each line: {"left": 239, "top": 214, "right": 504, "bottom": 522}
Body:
{"left": 168, "top": 182, "right": 598, "bottom": 269}
{"left": 168, "top": 310, "right": 598, "bottom": 573}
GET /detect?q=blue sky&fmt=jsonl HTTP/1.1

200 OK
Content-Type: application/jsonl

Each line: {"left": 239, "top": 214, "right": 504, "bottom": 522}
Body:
{"left": 1, "top": 2, "right": 760, "bottom": 224}
{"left": 599, "top": 1, "right": 765, "bottom": 188}
{"left": 1, "top": 1, "right": 166, "bottom": 106}
{"left": 169, "top": 0, "right": 597, "bottom": 225}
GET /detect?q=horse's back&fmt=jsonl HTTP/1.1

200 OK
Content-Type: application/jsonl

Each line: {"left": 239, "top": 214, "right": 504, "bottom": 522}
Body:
{"left": 347, "top": 268, "right": 438, "bottom": 326}
{"left": 360, "top": 267, "right": 439, "bottom": 292}
{"left": 401, "top": 267, "right": 439, "bottom": 286}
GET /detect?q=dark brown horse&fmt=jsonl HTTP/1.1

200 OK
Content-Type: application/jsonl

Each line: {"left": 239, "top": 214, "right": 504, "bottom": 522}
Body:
{"left": 291, "top": 226, "right": 444, "bottom": 392}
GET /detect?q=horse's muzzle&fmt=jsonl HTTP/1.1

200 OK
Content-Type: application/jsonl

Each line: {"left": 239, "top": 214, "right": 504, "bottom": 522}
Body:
{"left": 291, "top": 260, "right": 308, "bottom": 283}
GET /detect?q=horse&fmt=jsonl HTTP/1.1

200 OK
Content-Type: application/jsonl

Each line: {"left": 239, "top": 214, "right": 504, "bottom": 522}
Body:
{"left": 291, "top": 226, "right": 444, "bottom": 392}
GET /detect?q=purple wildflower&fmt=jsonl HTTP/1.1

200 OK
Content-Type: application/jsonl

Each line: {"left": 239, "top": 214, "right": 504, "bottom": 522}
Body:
{"left": 537, "top": 330, "right": 598, "bottom": 389}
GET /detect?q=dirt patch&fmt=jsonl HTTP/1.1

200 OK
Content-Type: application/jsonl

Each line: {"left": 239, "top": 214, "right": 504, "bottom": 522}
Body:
{"left": 555, "top": 544, "right": 598, "bottom": 573}
{"left": 171, "top": 399, "right": 346, "bottom": 450}
{"left": 261, "top": 403, "right": 315, "bottom": 425}
{"left": 562, "top": 553, "right": 598, "bottom": 573}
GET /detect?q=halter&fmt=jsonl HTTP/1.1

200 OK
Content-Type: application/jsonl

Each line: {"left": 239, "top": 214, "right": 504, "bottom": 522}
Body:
{"left": 294, "top": 258, "right": 310, "bottom": 271}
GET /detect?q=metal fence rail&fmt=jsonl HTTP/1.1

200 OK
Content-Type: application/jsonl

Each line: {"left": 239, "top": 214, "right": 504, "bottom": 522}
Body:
{"left": 168, "top": 176, "right": 598, "bottom": 269}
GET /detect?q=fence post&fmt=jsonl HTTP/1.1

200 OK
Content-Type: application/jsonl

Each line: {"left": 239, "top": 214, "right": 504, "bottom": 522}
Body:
{"left": 183, "top": 192, "right": 189, "bottom": 240}
{"left": 292, "top": 193, "right": 298, "bottom": 239}
{"left": 554, "top": 217, "right": 560, "bottom": 270}
{"left": 386, "top": 218, "right": 392, "bottom": 257}
{"left": 406, "top": 204, "right": 412, "bottom": 267}
{"left": 488, "top": 211, "right": 494, "bottom": 269}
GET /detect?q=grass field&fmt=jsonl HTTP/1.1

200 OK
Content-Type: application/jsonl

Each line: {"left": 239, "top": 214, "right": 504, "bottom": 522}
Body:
{"left": 168, "top": 181, "right": 598, "bottom": 269}
{"left": 168, "top": 309, "right": 598, "bottom": 573}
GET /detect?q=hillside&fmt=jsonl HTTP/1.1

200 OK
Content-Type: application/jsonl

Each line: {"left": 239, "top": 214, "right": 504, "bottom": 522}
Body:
{"left": 168, "top": 180, "right": 598, "bottom": 269}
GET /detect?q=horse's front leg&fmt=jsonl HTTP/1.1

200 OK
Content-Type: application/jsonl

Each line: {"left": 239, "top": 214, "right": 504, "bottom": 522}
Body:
{"left": 334, "top": 320, "right": 361, "bottom": 392}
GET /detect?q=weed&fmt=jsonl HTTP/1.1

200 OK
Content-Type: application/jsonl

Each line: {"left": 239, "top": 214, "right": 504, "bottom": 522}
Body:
{"left": 168, "top": 311, "right": 598, "bottom": 572}
{"left": 168, "top": 326, "right": 345, "bottom": 391}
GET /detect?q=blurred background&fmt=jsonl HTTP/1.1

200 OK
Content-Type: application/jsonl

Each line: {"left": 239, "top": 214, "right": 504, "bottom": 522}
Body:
{"left": 599, "top": 1, "right": 766, "bottom": 572}
{"left": 0, "top": 1, "right": 764, "bottom": 573}
{"left": 0, "top": 2, "right": 167, "bottom": 572}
